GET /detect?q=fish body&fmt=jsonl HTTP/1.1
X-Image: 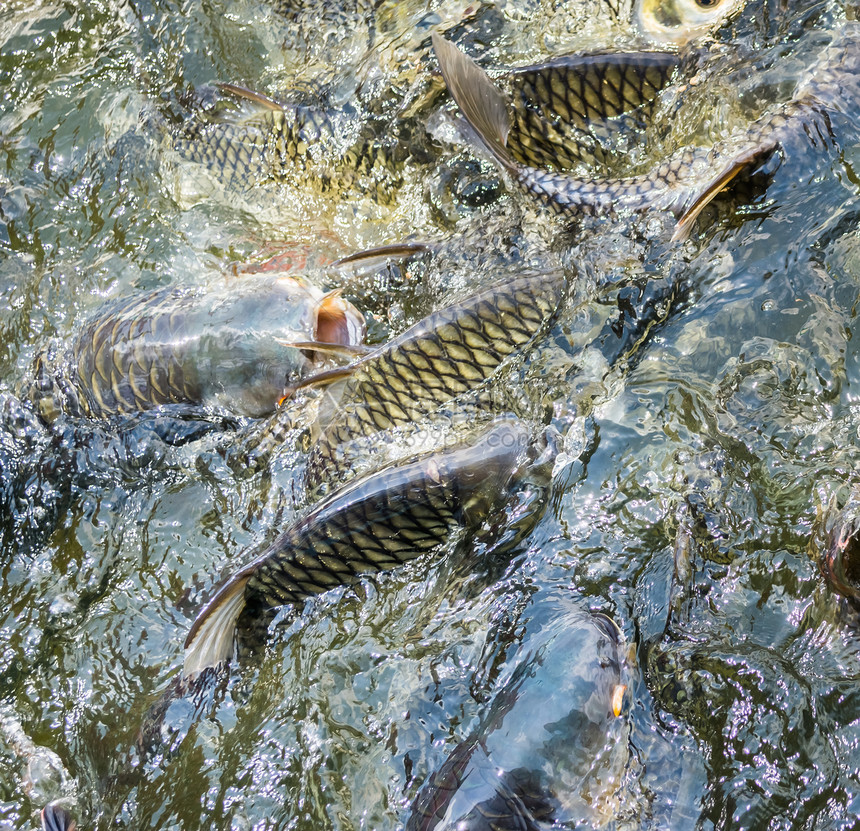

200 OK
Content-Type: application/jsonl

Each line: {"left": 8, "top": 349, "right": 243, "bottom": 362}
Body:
{"left": 433, "top": 27, "right": 860, "bottom": 235}
{"left": 302, "top": 270, "right": 565, "bottom": 493}
{"left": 407, "top": 602, "right": 628, "bottom": 831}
{"left": 23, "top": 273, "right": 365, "bottom": 422}
{"left": 184, "top": 419, "right": 528, "bottom": 675}
{"left": 505, "top": 50, "right": 680, "bottom": 170}
{"left": 173, "top": 85, "right": 418, "bottom": 197}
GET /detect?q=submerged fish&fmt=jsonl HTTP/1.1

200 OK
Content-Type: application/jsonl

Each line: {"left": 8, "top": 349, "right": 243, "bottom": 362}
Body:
{"left": 815, "top": 488, "right": 860, "bottom": 605}
{"left": 432, "top": 25, "right": 860, "bottom": 237}
{"left": 184, "top": 419, "right": 528, "bottom": 675}
{"left": 298, "top": 270, "right": 565, "bottom": 493}
{"left": 22, "top": 273, "right": 365, "bottom": 422}
{"left": 407, "top": 601, "right": 629, "bottom": 831}
{"left": 41, "top": 804, "right": 76, "bottom": 831}
{"left": 171, "top": 80, "right": 434, "bottom": 200}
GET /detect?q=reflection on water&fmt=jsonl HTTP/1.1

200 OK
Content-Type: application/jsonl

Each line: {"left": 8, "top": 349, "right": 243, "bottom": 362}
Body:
{"left": 2, "top": 0, "right": 860, "bottom": 829}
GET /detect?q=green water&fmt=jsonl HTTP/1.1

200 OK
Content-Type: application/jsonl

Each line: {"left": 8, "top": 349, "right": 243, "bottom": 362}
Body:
{"left": 2, "top": 0, "right": 860, "bottom": 828}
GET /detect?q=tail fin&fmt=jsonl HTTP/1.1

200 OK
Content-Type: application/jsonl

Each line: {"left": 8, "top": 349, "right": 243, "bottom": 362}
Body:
{"left": 673, "top": 138, "right": 778, "bottom": 241}
{"left": 41, "top": 804, "right": 76, "bottom": 831}
{"left": 184, "top": 569, "right": 253, "bottom": 676}
{"left": 431, "top": 33, "right": 516, "bottom": 173}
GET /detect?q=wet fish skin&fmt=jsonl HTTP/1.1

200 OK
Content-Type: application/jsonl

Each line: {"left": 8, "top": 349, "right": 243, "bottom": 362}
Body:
{"left": 303, "top": 270, "right": 565, "bottom": 493}
{"left": 407, "top": 604, "right": 628, "bottom": 831}
{"left": 173, "top": 87, "right": 417, "bottom": 195}
{"left": 22, "top": 274, "right": 365, "bottom": 422}
{"left": 506, "top": 51, "right": 680, "bottom": 170}
{"left": 184, "top": 419, "right": 528, "bottom": 675}
{"left": 433, "top": 27, "right": 860, "bottom": 236}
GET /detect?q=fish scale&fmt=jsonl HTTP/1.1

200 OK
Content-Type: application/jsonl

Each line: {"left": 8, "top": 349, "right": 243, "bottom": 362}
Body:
{"left": 174, "top": 96, "right": 407, "bottom": 193}
{"left": 304, "top": 271, "right": 564, "bottom": 493}
{"left": 184, "top": 420, "right": 528, "bottom": 675}
{"left": 507, "top": 52, "right": 679, "bottom": 170}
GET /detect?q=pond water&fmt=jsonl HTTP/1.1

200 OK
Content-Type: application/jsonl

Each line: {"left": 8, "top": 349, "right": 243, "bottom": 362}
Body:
{"left": 2, "top": 0, "right": 860, "bottom": 829}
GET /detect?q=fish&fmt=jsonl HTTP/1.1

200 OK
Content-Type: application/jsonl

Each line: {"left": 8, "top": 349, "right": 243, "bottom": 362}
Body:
{"left": 183, "top": 419, "right": 529, "bottom": 675}
{"left": 433, "top": 27, "right": 860, "bottom": 238}
{"left": 406, "top": 601, "right": 629, "bottom": 831}
{"left": 298, "top": 270, "right": 565, "bottom": 493}
{"left": 172, "top": 83, "right": 420, "bottom": 196}
{"left": 172, "top": 33, "right": 677, "bottom": 198}
{"left": 22, "top": 272, "right": 365, "bottom": 423}
{"left": 41, "top": 804, "right": 76, "bottom": 831}
{"left": 814, "top": 488, "right": 860, "bottom": 605}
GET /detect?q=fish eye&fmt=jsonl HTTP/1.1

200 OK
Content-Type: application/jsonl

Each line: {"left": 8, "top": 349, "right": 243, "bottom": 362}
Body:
{"left": 695, "top": 0, "right": 721, "bottom": 6}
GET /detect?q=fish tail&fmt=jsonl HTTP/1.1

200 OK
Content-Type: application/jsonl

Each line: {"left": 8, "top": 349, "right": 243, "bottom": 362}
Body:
{"left": 673, "top": 138, "right": 778, "bottom": 241}
{"left": 431, "top": 33, "right": 516, "bottom": 174}
{"left": 184, "top": 569, "right": 254, "bottom": 676}
{"left": 41, "top": 804, "right": 76, "bottom": 831}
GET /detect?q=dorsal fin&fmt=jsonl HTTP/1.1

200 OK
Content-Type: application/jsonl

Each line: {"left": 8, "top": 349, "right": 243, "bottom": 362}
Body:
{"left": 432, "top": 33, "right": 516, "bottom": 172}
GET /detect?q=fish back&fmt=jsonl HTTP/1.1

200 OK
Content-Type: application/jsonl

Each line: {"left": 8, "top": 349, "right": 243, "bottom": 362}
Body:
{"left": 305, "top": 271, "right": 564, "bottom": 492}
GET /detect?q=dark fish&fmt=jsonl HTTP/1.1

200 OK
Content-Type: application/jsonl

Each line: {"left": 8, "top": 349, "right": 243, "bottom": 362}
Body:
{"left": 299, "top": 270, "right": 565, "bottom": 493}
{"left": 41, "top": 804, "right": 76, "bottom": 831}
{"left": 407, "top": 601, "right": 629, "bottom": 831}
{"left": 22, "top": 273, "right": 365, "bottom": 422}
{"left": 184, "top": 419, "right": 528, "bottom": 675}
{"left": 432, "top": 27, "right": 860, "bottom": 237}
{"left": 816, "top": 489, "right": 860, "bottom": 604}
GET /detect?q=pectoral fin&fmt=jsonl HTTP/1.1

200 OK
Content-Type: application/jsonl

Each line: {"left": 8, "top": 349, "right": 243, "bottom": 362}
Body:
{"left": 217, "top": 83, "right": 285, "bottom": 112}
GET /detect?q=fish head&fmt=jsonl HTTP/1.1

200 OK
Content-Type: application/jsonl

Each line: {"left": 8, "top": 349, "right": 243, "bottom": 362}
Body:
{"left": 453, "top": 419, "right": 531, "bottom": 525}
{"left": 635, "top": 0, "right": 745, "bottom": 44}
{"left": 314, "top": 288, "right": 367, "bottom": 347}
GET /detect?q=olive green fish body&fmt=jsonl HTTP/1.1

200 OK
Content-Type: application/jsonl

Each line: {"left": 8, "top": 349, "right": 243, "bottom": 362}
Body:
{"left": 174, "top": 90, "right": 410, "bottom": 194}
{"left": 407, "top": 599, "right": 628, "bottom": 831}
{"left": 506, "top": 51, "right": 680, "bottom": 170}
{"left": 304, "top": 271, "right": 564, "bottom": 492}
{"left": 183, "top": 420, "right": 528, "bottom": 675}
{"left": 24, "top": 274, "right": 365, "bottom": 421}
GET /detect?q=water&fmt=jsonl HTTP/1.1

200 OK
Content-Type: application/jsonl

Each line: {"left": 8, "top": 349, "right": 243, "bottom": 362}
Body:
{"left": 2, "top": 0, "right": 860, "bottom": 828}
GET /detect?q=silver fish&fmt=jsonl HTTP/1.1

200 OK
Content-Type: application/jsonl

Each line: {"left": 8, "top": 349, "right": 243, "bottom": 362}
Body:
{"left": 407, "top": 599, "right": 629, "bottom": 831}
{"left": 22, "top": 273, "right": 365, "bottom": 422}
